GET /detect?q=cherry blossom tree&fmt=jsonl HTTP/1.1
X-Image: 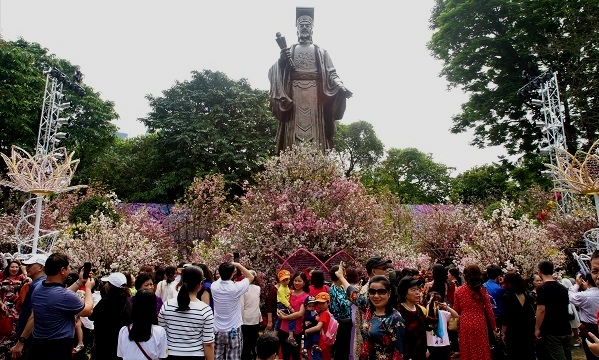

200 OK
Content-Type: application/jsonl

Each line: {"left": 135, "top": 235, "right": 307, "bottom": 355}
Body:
{"left": 456, "top": 201, "right": 566, "bottom": 278}
{"left": 169, "top": 174, "right": 229, "bottom": 255}
{"left": 55, "top": 212, "right": 177, "bottom": 275}
{"left": 219, "top": 143, "right": 389, "bottom": 275}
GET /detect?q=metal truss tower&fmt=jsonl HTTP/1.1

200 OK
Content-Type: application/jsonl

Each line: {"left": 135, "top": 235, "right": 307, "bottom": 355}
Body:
{"left": 521, "top": 71, "right": 572, "bottom": 213}
{"left": 37, "top": 69, "right": 72, "bottom": 155}
{"left": 14, "top": 68, "right": 82, "bottom": 255}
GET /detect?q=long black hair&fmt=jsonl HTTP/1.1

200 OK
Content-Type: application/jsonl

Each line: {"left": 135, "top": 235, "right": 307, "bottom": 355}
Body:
{"left": 197, "top": 264, "right": 214, "bottom": 283}
{"left": 367, "top": 275, "right": 398, "bottom": 314}
{"left": 448, "top": 267, "right": 462, "bottom": 286}
{"left": 503, "top": 272, "right": 525, "bottom": 295}
{"left": 176, "top": 266, "right": 204, "bottom": 312}
{"left": 311, "top": 270, "right": 326, "bottom": 288}
{"left": 128, "top": 289, "right": 157, "bottom": 342}
{"left": 430, "top": 263, "right": 447, "bottom": 301}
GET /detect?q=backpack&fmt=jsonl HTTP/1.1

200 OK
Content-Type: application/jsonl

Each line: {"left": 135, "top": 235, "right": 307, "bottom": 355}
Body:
{"left": 321, "top": 311, "right": 339, "bottom": 347}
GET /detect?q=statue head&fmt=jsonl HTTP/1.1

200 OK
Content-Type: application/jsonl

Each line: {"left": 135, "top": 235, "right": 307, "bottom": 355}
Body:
{"left": 296, "top": 7, "right": 314, "bottom": 43}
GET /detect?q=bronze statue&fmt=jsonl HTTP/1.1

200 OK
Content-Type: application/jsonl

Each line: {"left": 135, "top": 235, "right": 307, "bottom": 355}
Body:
{"left": 269, "top": 7, "right": 352, "bottom": 153}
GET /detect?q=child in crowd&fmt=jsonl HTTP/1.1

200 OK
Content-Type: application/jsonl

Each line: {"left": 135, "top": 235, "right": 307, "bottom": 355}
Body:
{"left": 425, "top": 291, "right": 460, "bottom": 360}
{"left": 274, "top": 270, "right": 297, "bottom": 346}
{"left": 305, "top": 292, "right": 332, "bottom": 360}
{"left": 303, "top": 296, "right": 321, "bottom": 355}
{"left": 65, "top": 271, "right": 85, "bottom": 353}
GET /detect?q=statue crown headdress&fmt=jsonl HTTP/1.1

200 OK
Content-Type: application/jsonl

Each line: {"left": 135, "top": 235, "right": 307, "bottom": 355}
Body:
{"left": 296, "top": 7, "right": 314, "bottom": 25}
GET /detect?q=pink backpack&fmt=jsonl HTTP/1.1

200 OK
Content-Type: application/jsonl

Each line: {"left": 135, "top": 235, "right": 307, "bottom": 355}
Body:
{"left": 321, "top": 311, "right": 339, "bottom": 347}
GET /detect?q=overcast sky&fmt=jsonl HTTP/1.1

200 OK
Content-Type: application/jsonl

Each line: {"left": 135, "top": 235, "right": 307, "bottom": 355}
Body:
{"left": 0, "top": 1, "right": 507, "bottom": 173}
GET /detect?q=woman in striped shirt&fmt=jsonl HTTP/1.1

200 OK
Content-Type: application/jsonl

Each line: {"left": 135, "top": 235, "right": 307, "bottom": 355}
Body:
{"left": 159, "top": 265, "right": 215, "bottom": 360}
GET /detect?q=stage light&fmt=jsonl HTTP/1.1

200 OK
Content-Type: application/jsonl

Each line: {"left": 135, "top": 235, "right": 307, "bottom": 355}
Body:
{"left": 540, "top": 170, "right": 554, "bottom": 178}
{"left": 534, "top": 121, "right": 545, "bottom": 128}
{"left": 55, "top": 118, "right": 71, "bottom": 127}
{"left": 531, "top": 99, "right": 543, "bottom": 106}
{"left": 539, "top": 145, "right": 554, "bottom": 154}
{"left": 54, "top": 132, "right": 68, "bottom": 140}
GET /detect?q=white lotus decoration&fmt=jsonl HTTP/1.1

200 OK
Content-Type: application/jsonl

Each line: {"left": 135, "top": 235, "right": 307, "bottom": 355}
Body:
{"left": 0, "top": 146, "right": 85, "bottom": 195}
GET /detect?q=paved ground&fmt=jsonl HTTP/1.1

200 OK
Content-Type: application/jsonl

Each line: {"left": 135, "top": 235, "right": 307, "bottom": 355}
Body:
{"left": 573, "top": 345, "right": 585, "bottom": 360}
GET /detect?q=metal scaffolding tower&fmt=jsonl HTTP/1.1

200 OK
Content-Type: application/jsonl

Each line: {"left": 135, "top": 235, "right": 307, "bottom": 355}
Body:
{"left": 15, "top": 68, "right": 83, "bottom": 254}
{"left": 520, "top": 71, "right": 572, "bottom": 213}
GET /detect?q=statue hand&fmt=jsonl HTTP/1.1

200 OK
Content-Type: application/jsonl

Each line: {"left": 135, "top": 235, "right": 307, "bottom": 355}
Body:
{"left": 280, "top": 48, "right": 292, "bottom": 62}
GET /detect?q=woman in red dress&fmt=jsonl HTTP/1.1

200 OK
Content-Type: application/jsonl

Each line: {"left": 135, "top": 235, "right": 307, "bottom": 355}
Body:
{"left": 452, "top": 264, "right": 497, "bottom": 360}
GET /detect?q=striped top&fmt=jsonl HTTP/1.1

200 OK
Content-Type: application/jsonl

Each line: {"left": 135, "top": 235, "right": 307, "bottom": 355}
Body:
{"left": 158, "top": 298, "right": 215, "bottom": 357}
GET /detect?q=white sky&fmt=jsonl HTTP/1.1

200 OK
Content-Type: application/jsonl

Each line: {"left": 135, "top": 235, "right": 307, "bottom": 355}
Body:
{"left": 0, "top": 1, "right": 507, "bottom": 174}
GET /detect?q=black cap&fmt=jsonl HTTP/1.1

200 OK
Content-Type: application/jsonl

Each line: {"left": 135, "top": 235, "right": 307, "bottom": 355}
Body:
{"left": 304, "top": 295, "right": 317, "bottom": 305}
{"left": 397, "top": 276, "right": 424, "bottom": 298}
{"left": 365, "top": 256, "right": 392, "bottom": 274}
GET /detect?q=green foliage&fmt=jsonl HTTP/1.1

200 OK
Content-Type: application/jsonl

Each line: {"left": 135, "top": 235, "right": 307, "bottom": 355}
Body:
{"left": 139, "top": 70, "right": 278, "bottom": 202}
{"left": 428, "top": 0, "right": 599, "bottom": 157}
{"left": 376, "top": 148, "right": 454, "bottom": 204}
{"left": 85, "top": 134, "right": 166, "bottom": 202}
{"left": 0, "top": 40, "right": 45, "bottom": 155}
{"left": 335, "top": 121, "right": 384, "bottom": 177}
{"left": 69, "top": 196, "right": 119, "bottom": 224}
{"left": 451, "top": 164, "right": 509, "bottom": 204}
{"left": 0, "top": 39, "right": 118, "bottom": 185}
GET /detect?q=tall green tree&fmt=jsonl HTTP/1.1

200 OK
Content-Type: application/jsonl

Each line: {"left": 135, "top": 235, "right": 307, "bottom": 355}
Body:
{"left": 0, "top": 39, "right": 118, "bottom": 184}
{"left": 378, "top": 148, "right": 454, "bottom": 204}
{"left": 335, "top": 121, "right": 384, "bottom": 177}
{"left": 139, "top": 70, "right": 278, "bottom": 201}
{"left": 428, "top": 1, "right": 599, "bottom": 156}
{"left": 85, "top": 134, "right": 165, "bottom": 202}
{"left": 450, "top": 164, "right": 510, "bottom": 204}
{"left": 0, "top": 40, "right": 44, "bottom": 154}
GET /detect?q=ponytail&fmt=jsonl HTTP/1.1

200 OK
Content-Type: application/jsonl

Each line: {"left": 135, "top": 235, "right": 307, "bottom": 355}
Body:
{"left": 176, "top": 283, "right": 190, "bottom": 311}
{"left": 175, "top": 265, "right": 204, "bottom": 312}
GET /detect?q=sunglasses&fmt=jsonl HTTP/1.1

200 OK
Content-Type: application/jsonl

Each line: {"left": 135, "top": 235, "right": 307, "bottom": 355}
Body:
{"left": 368, "top": 288, "right": 389, "bottom": 296}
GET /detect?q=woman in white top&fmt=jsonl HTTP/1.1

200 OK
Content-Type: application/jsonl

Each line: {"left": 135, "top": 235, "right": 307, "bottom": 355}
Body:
{"left": 241, "top": 270, "right": 262, "bottom": 360}
{"left": 159, "top": 265, "right": 215, "bottom": 360}
{"left": 155, "top": 266, "right": 179, "bottom": 302}
{"left": 117, "top": 289, "right": 168, "bottom": 360}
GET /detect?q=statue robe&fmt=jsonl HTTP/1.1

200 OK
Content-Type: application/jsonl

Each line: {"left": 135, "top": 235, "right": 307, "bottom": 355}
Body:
{"left": 268, "top": 43, "right": 347, "bottom": 153}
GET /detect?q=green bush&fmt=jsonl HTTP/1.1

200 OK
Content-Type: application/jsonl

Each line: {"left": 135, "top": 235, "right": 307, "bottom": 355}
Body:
{"left": 69, "top": 196, "right": 120, "bottom": 224}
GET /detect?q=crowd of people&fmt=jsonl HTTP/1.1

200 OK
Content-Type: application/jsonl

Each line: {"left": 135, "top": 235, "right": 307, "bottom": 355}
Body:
{"left": 2, "top": 250, "right": 599, "bottom": 360}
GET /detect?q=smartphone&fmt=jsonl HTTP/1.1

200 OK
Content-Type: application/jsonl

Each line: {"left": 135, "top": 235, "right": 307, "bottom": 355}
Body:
{"left": 233, "top": 252, "right": 240, "bottom": 262}
{"left": 83, "top": 262, "right": 92, "bottom": 279}
{"left": 580, "top": 326, "right": 590, "bottom": 338}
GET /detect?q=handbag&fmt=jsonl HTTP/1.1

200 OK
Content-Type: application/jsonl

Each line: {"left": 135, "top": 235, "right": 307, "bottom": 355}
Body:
{"left": 482, "top": 294, "right": 506, "bottom": 360}
{"left": 127, "top": 325, "right": 152, "bottom": 360}
{"left": 0, "top": 313, "right": 12, "bottom": 337}
{"left": 448, "top": 316, "right": 459, "bottom": 331}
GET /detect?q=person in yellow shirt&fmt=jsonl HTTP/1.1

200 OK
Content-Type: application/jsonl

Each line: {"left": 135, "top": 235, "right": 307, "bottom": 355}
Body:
{"left": 274, "top": 270, "right": 298, "bottom": 346}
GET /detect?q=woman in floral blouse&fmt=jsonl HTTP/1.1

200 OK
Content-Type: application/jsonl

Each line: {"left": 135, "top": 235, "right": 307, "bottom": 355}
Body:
{"left": 0, "top": 260, "right": 25, "bottom": 358}
{"left": 342, "top": 268, "right": 405, "bottom": 360}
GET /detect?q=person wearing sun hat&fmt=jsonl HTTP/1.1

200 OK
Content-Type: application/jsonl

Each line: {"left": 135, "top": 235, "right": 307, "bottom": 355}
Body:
{"left": 90, "top": 272, "right": 132, "bottom": 360}
{"left": 274, "top": 269, "right": 298, "bottom": 346}
{"left": 305, "top": 292, "right": 333, "bottom": 360}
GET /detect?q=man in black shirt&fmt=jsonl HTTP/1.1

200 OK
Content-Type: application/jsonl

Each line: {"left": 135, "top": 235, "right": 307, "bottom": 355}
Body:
{"left": 535, "top": 260, "right": 572, "bottom": 360}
